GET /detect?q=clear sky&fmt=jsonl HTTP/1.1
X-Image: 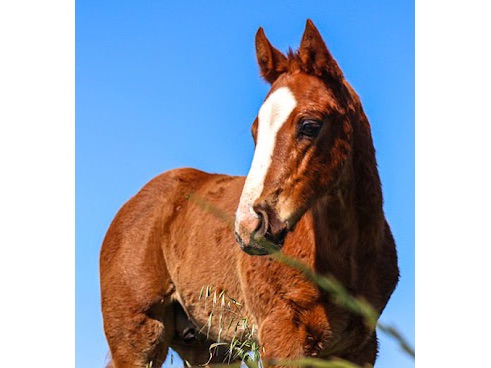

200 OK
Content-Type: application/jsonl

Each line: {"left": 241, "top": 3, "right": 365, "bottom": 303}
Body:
{"left": 76, "top": 1, "right": 414, "bottom": 367}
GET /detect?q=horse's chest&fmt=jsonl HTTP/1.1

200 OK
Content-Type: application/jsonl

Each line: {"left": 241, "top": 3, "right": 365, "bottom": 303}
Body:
{"left": 318, "top": 246, "right": 356, "bottom": 291}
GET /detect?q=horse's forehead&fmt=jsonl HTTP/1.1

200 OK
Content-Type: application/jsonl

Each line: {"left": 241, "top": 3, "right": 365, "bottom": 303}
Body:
{"left": 266, "top": 73, "right": 338, "bottom": 113}
{"left": 258, "top": 87, "right": 297, "bottom": 127}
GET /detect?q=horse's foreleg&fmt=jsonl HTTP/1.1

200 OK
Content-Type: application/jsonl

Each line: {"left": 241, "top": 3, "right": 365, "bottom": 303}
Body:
{"left": 257, "top": 305, "right": 332, "bottom": 367}
{"left": 258, "top": 319, "right": 303, "bottom": 367}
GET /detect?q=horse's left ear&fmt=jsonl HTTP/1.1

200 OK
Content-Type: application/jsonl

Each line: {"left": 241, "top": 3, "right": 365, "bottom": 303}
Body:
{"left": 255, "top": 27, "right": 288, "bottom": 84}
{"left": 298, "top": 19, "right": 343, "bottom": 80}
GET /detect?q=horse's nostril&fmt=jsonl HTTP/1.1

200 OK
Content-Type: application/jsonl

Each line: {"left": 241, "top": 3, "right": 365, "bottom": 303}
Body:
{"left": 252, "top": 202, "right": 288, "bottom": 246}
{"left": 258, "top": 209, "right": 271, "bottom": 236}
{"left": 276, "top": 227, "right": 288, "bottom": 244}
{"left": 263, "top": 227, "right": 287, "bottom": 247}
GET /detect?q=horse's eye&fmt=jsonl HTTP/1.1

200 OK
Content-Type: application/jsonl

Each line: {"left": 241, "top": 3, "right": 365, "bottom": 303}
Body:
{"left": 299, "top": 119, "right": 322, "bottom": 138}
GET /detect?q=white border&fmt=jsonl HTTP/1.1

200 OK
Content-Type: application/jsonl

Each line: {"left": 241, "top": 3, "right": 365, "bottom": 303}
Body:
{"left": 0, "top": 1, "right": 74, "bottom": 367}
{"left": 417, "top": 0, "right": 491, "bottom": 366}
{"left": 3, "top": 0, "right": 491, "bottom": 366}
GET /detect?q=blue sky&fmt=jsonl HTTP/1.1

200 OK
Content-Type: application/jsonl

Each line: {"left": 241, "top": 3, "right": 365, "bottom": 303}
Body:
{"left": 76, "top": 1, "right": 414, "bottom": 367}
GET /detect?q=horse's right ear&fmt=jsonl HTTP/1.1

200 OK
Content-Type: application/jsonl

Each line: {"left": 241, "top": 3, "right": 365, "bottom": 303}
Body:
{"left": 298, "top": 19, "right": 343, "bottom": 81}
{"left": 255, "top": 27, "right": 288, "bottom": 84}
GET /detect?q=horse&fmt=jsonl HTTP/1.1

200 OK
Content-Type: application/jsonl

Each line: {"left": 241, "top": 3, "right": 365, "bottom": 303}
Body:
{"left": 99, "top": 19, "right": 399, "bottom": 368}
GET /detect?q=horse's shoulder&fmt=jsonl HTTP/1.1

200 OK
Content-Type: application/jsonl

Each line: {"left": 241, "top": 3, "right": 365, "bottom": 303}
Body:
{"left": 100, "top": 168, "right": 214, "bottom": 258}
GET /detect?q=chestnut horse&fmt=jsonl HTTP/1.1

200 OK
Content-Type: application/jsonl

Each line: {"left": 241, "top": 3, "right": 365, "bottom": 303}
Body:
{"left": 100, "top": 20, "right": 399, "bottom": 368}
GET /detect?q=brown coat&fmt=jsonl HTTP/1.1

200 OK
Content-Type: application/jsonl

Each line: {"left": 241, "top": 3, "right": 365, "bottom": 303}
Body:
{"left": 100, "top": 20, "right": 399, "bottom": 368}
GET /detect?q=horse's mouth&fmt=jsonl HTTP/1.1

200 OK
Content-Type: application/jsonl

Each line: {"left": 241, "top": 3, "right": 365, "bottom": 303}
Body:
{"left": 234, "top": 230, "right": 285, "bottom": 256}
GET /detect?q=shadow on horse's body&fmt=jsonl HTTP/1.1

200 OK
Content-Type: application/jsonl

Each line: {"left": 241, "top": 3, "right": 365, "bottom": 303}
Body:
{"left": 100, "top": 20, "right": 399, "bottom": 368}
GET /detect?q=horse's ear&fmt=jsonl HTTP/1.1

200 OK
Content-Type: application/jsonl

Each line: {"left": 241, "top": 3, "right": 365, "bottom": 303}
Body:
{"left": 255, "top": 27, "right": 288, "bottom": 84}
{"left": 298, "top": 19, "right": 343, "bottom": 80}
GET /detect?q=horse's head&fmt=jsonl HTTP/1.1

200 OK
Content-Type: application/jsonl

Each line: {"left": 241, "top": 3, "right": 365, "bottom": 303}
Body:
{"left": 235, "top": 20, "right": 358, "bottom": 255}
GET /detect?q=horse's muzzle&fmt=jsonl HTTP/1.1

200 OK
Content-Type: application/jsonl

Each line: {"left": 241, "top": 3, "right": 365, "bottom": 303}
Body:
{"left": 234, "top": 200, "right": 289, "bottom": 255}
{"left": 234, "top": 233, "right": 268, "bottom": 256}
{"left": 234, "top": 214, "right": 288, "bottom": 256}
{"left": 234, "top": 230, "right": 284, "bottom": 255}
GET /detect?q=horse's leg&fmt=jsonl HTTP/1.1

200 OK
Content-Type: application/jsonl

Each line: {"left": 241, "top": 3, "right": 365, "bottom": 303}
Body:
{"left": 171, "top": 302, "right": 239, "bottom": 367}
{"left": 258, "top": 315, "right": 377, "bottom": 368}
{"left": 257, "top": 311, "right": 318, "bottom": 366}
{"left": 171, "top": 336, "right": 235, "bottom": 367}
{"left": 102, "top": 286, "right": 175, "bottom": 368}
{"left": 104, "top": 300, "right": 175, "bottom": 368}
{"left": 257, "top": 305, "right": 332, "bottom": 367}
{"left": 258, "top": 320, "right": 303, "bottom": 367}
{"left": 258, "top": 317, "right": 303, "bottom": 364}
{"left": 101, "top": 227, "right": 176, "bottom": 368}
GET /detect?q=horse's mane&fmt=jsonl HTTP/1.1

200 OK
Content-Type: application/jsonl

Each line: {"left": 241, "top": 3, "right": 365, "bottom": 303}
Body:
{"left": 285, "top": 47, "right": 344, "bottom": 82}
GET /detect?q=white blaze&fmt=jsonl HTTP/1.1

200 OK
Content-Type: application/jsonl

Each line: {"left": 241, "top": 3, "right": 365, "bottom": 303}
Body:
{"left": 235, "top": 87, "right": 297, "bottom": 232}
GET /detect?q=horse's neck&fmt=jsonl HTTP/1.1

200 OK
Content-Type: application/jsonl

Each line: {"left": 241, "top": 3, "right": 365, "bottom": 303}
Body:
{"left": 310, "top": 155, "right": 384, "bottom": 292}
{"left": 310, "top": 176, "right": 356, "bottom": 287}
